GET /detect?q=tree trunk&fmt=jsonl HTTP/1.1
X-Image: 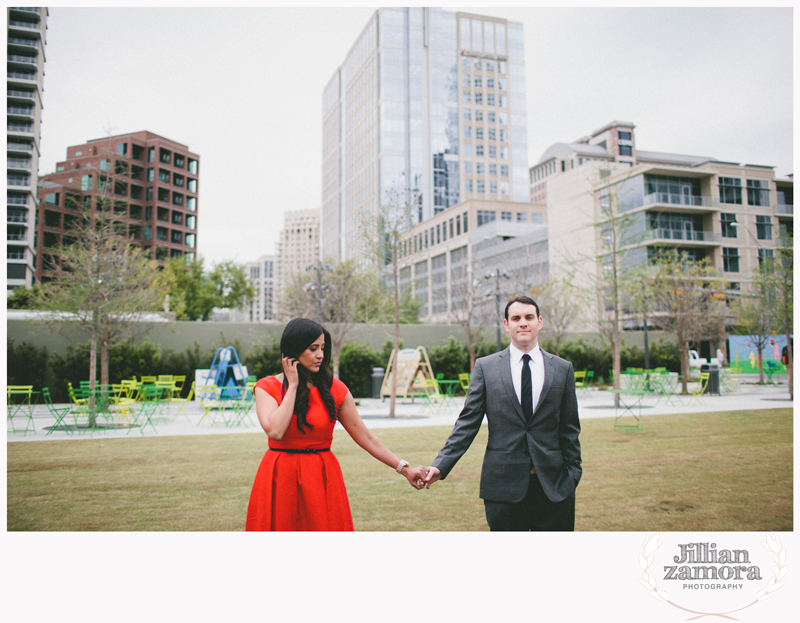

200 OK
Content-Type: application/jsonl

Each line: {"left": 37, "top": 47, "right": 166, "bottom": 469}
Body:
{"left": 88, "top": 328, "right": 98, "bottom": 428}
{"left": 333, "top": 351, "right": 340, "bottom": 379}
{"left": 785, "top": 327, "right": 793, "bottom": 400}
{"left": 388, "top": 267, "right": 401, "bottom": 418}
{"left": 612, "top": 335, "right": 621, "bottom": 408}
{"left": 757, "top": 348, "right": 764, "bottom": 385}
{"left": 101, "top": 339, "right": 109, "bottom": 386}
{"left": 679, "top": 343, "right": 690, "bottom": 394}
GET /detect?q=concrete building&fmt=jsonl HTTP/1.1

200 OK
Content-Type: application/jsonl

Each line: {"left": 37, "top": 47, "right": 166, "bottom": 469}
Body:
{"left": 395, "top": 198, "right": 546, "bottom": 323}
{"left": 276, "top": 209, "right": 320, "bottom": 315}
{"left": 34, "top": 131, "right": 199, "bottom": 281}
{"left": 243, "top": 254, "right": 277, "bottom": 322}
{"left": 7, "top": 6, "right": 48, "bottom": 292}
{"left": 322, "top": 8, "right": 529, "bottom": 263}
{"left": 538, "top": 121, "right": 793, "bottom": 330}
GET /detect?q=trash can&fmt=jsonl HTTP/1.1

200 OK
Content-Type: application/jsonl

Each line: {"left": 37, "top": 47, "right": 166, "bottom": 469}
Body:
{"left": 701, "top": 363, "right": 720, "bottom": 395}
{"left": 371, "top": 367, "right": 385, "bottom": 399}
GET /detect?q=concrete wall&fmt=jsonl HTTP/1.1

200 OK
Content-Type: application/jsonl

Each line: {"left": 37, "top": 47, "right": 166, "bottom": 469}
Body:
{"left": 7, "top": 317, "right": 675, "bottom": 360}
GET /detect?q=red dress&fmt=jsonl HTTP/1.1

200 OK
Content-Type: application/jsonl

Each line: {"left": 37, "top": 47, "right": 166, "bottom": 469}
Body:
{"left": 245, "top": 376, "right": 354, "bottom": 531}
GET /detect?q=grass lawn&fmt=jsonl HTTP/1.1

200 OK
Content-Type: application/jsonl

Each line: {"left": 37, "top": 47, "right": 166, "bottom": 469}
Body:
{"left": 6, "top": 408, "right": 792, "bottom": 531}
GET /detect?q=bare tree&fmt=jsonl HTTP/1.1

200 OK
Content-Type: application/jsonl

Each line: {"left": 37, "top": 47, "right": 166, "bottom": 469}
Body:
{"left": 449, "top": 262, "right": 490, "bottom": 372}
{"left": 761, "top": 233, "right": 793, "bottom": 398}
{"left": 531, "top": 273, "right": 578, "bottom": 358}
{"left": 36, "top": 202, "right": 166, "bottom": 424}
{"left": 361, "top": 189, "right": 417, "bottom": 417}
{"left": 279, "top": 259, "right": 376, "bottom": 378}
{"left": 641, "top": 249, "right": 729, "bottom": 394}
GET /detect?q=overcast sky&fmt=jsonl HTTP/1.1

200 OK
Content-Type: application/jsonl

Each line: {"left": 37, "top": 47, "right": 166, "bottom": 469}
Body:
{"left": 37, "top": 5, "right": 794, "bottom": 268}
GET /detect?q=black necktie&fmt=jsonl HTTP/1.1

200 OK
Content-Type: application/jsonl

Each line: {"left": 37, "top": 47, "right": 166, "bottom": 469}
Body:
{"left": 521, "top": 354, "right": 533, "bottom": 421}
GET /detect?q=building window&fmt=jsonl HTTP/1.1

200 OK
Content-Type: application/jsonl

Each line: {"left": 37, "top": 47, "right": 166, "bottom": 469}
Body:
{"left": 758, "top": 248, "right": 775, "bottom": 267}
{"left": 476, "top": 210, "right": 495, "bottom": 226}
{"left": 463, "top": 109, "right": 471, "bottom": 121}
{"left": 486, "top": 77, "right": 494, "bottom": 89}
{"left": 159, "top": 169, "right": 170, "bottom": 183}
{"left": 489, "top": 163, "right": 497, "bottom": 176}
{"left": 720, "top": 213, "right": 738, "bottom": 238}
{"left": 465, "top": 179, "right": 473, "bottom": 192}
{"left": 476, "top": 145, "right": 484, "bottom": 157}
{"left": 501, "top": 182, "right": 509, "bottom": 195}
{"left": 477, "top": 180, "right": 485, "bottom": 193}
{"left": 462, "top": 57, "right": 470, "bottom": 69}
{"left": 475, "top": 110, "right": 483, "bottom": 122}
{"left": 474, "top": 76, "right": 482, "bottom": 88}
{"left": 619, "top": 145, "right": 632, "bottom": 156}
{"left": 498, "top": 95, "right": 507, "bottom": 107}
{"left": 464, "top": 162, "right": 472, "bottom": 174}
{"left": 487, "top": 111, "right": 495, "bottom": 123}
{"left": 463, "top": 212, "right": 469, "bottom": 232}
{"left": 487, "top": 93, "right": 495, "bottom": 106}
{"left": 491, "top": 182, "right": 499, "bottom": 194}
{"left": 147, "top": 168, "right": 154, "bottom": 182}
{"left": 475, "top": 92, "right": 483, "bottom": 105}
{"left": 619, "top": 131, "right": 631, "bottom": 140}
{"left": 747, "top": 179, "right": 770, "bottom": 206}
{"left": 489, "top": 146, "right": 497, "bottom": 158}
{"left": 473, "top": 58, "right": 481, "bottom": 70}
{"left": 476, "top": 162, "right": 484, "bottom": 175}
{"left": 117, "top": 143, "right": 127, "bottom": 155}
{"left": 456, "top": 215, "right": 461, "bottom": 235}
{"left": 45, "top": 192, "right": 59, "bottom": 206}
{"left": 449, "top": 219, "right": 454, "bottom": 238}
{"left": 146, "top": 187, "right": 153, "bottom": 201}
{"left": 462, "top": 143, "right": 472, "bottom": 157}
{"left": 722, "top": 247, "right": 739, "bottom": 273}
{"left": 719, "top": 177, "right": 742, "bottom": 205}
{"left": 501, "top": 210, "right": 511, "bottom": 221}
{"left": 475, "top": 127, "right": 483, "bottom": 140}
{"left": 462, "top": 73, "right": 470, "bottom": 87}
{"left": 462, "top": 90, "right": 471, "bottom": 104}
{"left": 500, "top": 147, "right": 508, "bottom": 159}
{"left": 486, "top": 60, "right": 494, "bottom": 71}
{"left": 464, "top": 126, "right": 472, "bottom": 139}
{"left": 488, "top": 128, "right": 496, "bottom": 141}
{"left": 516, "top": 212, "right": 527, "bottom": 222}
{"left": 81, "top": 175, "right": 92, "bottom": 191}
{"left": 756, "top": 215, "right": 772, "bottom": 240}
{"left": 501, "top": 164, "right": 509, "bottom": 177}
{"left": 498, "top": 112, "right": 507, "bottom": 124}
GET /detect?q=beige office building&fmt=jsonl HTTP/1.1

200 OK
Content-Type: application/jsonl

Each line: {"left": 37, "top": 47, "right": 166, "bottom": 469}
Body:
{"left": 322, "top": 8, "right": 529, "bottom": 264}
{"left": 7, "top": 6, "right": 47, "bottom": 292}
{"left": 395, "top": 198, "right": 546, "bottom": 323}
{"left": 537, "top": 121, "right": 793, "bottom": 330}
{"left": 276, "top": 209, "right": 321, "bottom": 315}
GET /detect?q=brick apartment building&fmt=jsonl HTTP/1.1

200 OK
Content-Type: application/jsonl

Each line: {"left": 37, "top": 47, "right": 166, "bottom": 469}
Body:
{"left": 34, "top": 131, "right": 199, "bottom": 281}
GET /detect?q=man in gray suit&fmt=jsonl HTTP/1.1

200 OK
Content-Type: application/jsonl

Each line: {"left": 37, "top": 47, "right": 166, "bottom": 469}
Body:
{"left": 424, "top": 295, "right": 582, "bottom": 531}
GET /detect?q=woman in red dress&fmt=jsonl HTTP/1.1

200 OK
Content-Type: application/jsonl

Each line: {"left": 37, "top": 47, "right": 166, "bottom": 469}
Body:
{"left": 246, "top": 318, "right": 427, "bottom": 531}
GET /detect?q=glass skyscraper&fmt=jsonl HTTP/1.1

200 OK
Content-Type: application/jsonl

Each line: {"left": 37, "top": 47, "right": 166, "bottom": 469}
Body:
{"left": 322, "top": 8, "right": 528, "bottom": 262}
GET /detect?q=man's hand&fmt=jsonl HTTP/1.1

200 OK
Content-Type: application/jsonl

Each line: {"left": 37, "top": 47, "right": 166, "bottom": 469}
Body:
{"left": 403, "top": 465, "right": 429, "bottom": 490}
{"left": 423, "top": 466, "right": 441, "bottom": 489}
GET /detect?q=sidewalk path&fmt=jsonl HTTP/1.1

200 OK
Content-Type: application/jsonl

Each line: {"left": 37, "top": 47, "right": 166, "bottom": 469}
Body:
{"left": 7, "top": 377, "right": 792, "bottom": 443}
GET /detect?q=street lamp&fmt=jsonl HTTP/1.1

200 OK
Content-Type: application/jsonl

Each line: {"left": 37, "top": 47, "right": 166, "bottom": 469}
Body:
{"left": 304, "top": 262, "right": 334, "bottom": 322}
{"left": 731, "top": 221, "right": 762, "bottom": 250}
{"left": 484, "top": 268, "right": 510, "bottom": 352}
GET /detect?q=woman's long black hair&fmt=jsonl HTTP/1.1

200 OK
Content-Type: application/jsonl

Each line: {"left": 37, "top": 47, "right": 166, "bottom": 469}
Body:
{"left": 280, "top": 318, "right": 338, "bottom": 433}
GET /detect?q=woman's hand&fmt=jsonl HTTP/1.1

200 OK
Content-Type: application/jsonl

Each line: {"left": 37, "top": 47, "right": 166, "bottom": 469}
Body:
{"left": 282, "top": 355, "right": 300, "bottom": 388}
{"left": 403, "top": 465, "right": 429, "bottom": 490}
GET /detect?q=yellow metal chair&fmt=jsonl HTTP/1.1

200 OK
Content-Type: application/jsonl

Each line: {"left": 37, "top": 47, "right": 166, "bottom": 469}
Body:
{"left": 458, "top": 373, "right": 471, "bottom": 393}
{"left": 172, "top": 375, "right": 186, "bottom": 398}
{"left": 413, "top": 378, "right": 442, "bottom": 413}
{"left": 171, "top": 381, "right": 196, "bottom": 422}
{"left": 689, "top": 372, "right": 710, "bottom": 405}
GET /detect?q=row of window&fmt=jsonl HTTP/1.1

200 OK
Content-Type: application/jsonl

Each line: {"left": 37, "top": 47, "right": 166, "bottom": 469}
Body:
{"left": 463, "top": 109, "right": 507, "bottom": 125}
{"left": 41, "top": 193, "right": 197, "bottom": 229}
{"left": 462, "top": 144, "right": 509, "bottom": 159}
{"left": 464, "top": 179, "right": 509, "bottom": 195}
{"left": 464, "top": 162, "right": 509, "bottom": 177}
{"left": 719, "top": 177, "right": 770, "bottom": 206}
{"left": 461, "top": 57, "right": 507, "bottom": 73}
{"left": 403, "top": 212, "right": 469, "bottom": 258}
{"left": 461, "top": 74, "right": 507, "bottom": 90}
{"left": 462, "top": 91, "right": 507, "bottom": 107}
{"left": 722, "top": 247, "right": 774, "bottom": 273}
{"left": 476, "top": 210, "right": 542, "bottom": 226}
{"left": 463, "top": 126, "right": 508, "bottom": 142}
{"left": 720, "top": 213, "right": 773, "bottom": 240}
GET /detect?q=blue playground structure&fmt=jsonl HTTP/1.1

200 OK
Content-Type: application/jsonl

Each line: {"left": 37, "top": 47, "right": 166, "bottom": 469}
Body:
{"left": 205, "top": 346, "right": 247, "bottom": 399}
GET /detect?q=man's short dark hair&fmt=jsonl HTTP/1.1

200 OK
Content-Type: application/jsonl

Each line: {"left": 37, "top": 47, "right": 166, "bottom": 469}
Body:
{"left": 504, "top": 295, "right": 540, "bottom": 320}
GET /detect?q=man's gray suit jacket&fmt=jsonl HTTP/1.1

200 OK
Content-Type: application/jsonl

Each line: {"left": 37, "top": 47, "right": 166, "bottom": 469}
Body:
{"left": 431, "top": 346, "right": 582, "bottom": 504}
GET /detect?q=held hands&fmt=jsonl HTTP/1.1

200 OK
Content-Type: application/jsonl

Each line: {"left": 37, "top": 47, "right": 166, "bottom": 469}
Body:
{"left": 401, "top": 465, "right": 441, "bottom": 490}
{"left": 402, "top": 465, "right": 429, "bottom": 490}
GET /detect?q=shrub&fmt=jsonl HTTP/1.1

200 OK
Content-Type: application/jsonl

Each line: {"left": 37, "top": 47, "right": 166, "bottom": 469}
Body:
{"left": 6, "top": 339, "right": 49, "bottom": 391}
{"left": 338, "top": 342, "right": 381, "bottom": 397}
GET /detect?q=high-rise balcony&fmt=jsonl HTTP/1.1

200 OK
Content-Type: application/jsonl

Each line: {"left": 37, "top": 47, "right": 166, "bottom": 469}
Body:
{"left": 8, "top": 20, "right": 40, "bottom": 30}
{"left": 642, "top": 192, "right": 719, "bottom": 214}
{"left": 7, "top": 71, "right": 37, "bottom": 81}
{"left": 7, "top": 89, "right": 35, "bottom": 101}
{"left": 643, "top": 228, "right": 722, "bottom": 246}
{"left": 7, "top": 142, "right": 33, "bottom": 154}
{"left": 9, "top": 7, "right": 41, "bottom": 16}
{"left": 7, "top": 37, "right": 38, "bottom": 49}
{"left": 7, "top": 209, "right": 27, "bottom": 223}
{"left": 7, "top": 106, "right": 34, "bottom": 119}
{"left": 7, "top": 157, "right": 31, "bottom": 170}
{"left": 774, "top": 204, "right": 793, "bottom": 215}
{"left": 8, "top": 54, "right": 37, "bottom": 66}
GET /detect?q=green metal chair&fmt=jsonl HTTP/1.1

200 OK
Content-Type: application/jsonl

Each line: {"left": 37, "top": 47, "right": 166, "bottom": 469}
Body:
{"left": 42, "top": 387, "right": 72, "bottom": 436}
{"left": 576, "top": 371, "right": 594, "bottom": 397}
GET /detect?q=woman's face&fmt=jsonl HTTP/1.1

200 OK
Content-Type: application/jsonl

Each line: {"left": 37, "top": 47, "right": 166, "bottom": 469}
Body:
{"left": 296, "top": 334, "right": 325, "bottom": 373}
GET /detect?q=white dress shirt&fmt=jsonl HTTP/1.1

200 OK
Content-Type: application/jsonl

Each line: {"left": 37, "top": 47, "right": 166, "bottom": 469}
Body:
{"left": 509, "top": 343, "right": 545, "bottom": 414}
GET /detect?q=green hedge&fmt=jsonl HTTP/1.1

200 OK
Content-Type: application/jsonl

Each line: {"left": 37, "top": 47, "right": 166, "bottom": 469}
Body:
{"left": 7, "top": 334, "right": 683, "bottom": 402}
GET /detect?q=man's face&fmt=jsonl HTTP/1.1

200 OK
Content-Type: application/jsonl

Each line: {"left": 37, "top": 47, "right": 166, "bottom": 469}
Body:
{"left": 503, "top": 302, "right": 543, "bottom": 351}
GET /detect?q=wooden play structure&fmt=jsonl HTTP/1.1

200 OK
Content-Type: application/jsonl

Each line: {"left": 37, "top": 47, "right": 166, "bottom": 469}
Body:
{"left": 380, "top": 346, "right": 435, "bottom": 401}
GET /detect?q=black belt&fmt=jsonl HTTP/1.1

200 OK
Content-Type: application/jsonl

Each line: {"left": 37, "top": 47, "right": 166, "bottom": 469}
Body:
{"left": 269, "top": 447, "right": 331, "bottom": 454}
